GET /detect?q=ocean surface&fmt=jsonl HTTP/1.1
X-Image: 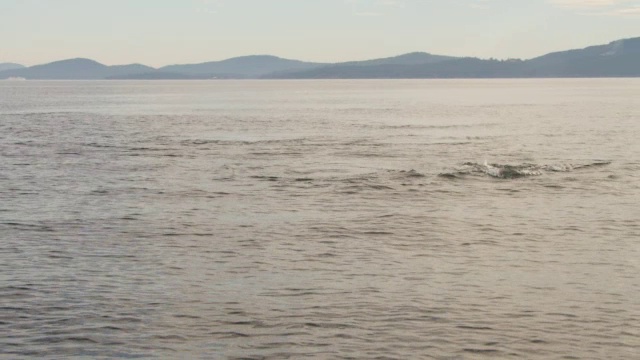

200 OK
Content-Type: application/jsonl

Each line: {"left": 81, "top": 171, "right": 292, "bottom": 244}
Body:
{"left": 1, "top": 79, "right": 639, "bottom": 359}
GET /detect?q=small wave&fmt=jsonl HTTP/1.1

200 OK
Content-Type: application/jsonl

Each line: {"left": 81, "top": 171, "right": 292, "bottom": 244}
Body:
{"left": 380, "top": 122, "right": 501, "bottom": 130}
{"left": 250, "top": 175, "right": 280, "bottom": 181}
{"left": 1, "top": 222, "right": 55, "bottom": 232}
{"left": 437, "top": 173, "right": 460, "bottom": 179}
{"left": 183, "top": 137, "right": 307, "bottom": 147}
{"left": 464, "top": 348, "right": 500, "bottom": 354}
{"left": 395, "top": 169, "right": 426, "bottom": 178}
{"left": 439, "top": 160, "right": 611, "bottom": 179}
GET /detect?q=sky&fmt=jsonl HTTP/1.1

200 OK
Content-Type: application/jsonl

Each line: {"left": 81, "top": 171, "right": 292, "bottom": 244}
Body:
{"left": 1, "top": 0, "right": 639, "bottom": 67}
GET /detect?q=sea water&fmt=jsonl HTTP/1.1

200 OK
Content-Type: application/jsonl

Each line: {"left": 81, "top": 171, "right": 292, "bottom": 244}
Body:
{"left": 1, "top": 79, "right": 639, "bottom": 359}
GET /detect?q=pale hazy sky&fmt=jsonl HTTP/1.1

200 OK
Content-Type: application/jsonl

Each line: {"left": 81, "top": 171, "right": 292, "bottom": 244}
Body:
{"left": 1, "top": 0, "right": 639, "bottom": 67}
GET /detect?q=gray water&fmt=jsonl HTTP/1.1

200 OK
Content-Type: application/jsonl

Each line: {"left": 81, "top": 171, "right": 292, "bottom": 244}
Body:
{"left": 1, "top": 79, "right": 639, "bottom": 359}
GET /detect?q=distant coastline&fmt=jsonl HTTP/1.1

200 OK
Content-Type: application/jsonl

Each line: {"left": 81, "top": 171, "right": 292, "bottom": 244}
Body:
{"left": 1, "top": 37, "right": 639, "bottom": 80}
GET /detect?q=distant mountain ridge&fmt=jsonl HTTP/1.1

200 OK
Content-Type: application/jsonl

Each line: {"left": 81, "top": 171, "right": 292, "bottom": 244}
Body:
{"left": 0, "top": 58, "right": 154, "bottom": 80}
{"left": 1, "top": 37, "right": 638, "bottom": 80}
{"left": 270, "top": 37, "right": 640, "bottom": 78}
{"left": 330, "top": 52, "right": 457, "bottom": 67}
{"left": 158, "top": 55, "right": 324, "bottom": 78}
{"left": 0, "top": 63, "right": 25, "bottom": 72}
{"left": 521, "top": 37, "right": 640, "bottom": 77}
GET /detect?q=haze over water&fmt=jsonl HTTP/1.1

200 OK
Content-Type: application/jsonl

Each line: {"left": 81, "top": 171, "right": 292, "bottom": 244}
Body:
{"left": 1, "top": 79, "right": 639, "bottom": 359}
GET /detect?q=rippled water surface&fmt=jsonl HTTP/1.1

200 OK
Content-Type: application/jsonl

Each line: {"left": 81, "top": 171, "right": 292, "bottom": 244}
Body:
{"left": 1, "top": 79, "right": 639, "bottom": 359}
